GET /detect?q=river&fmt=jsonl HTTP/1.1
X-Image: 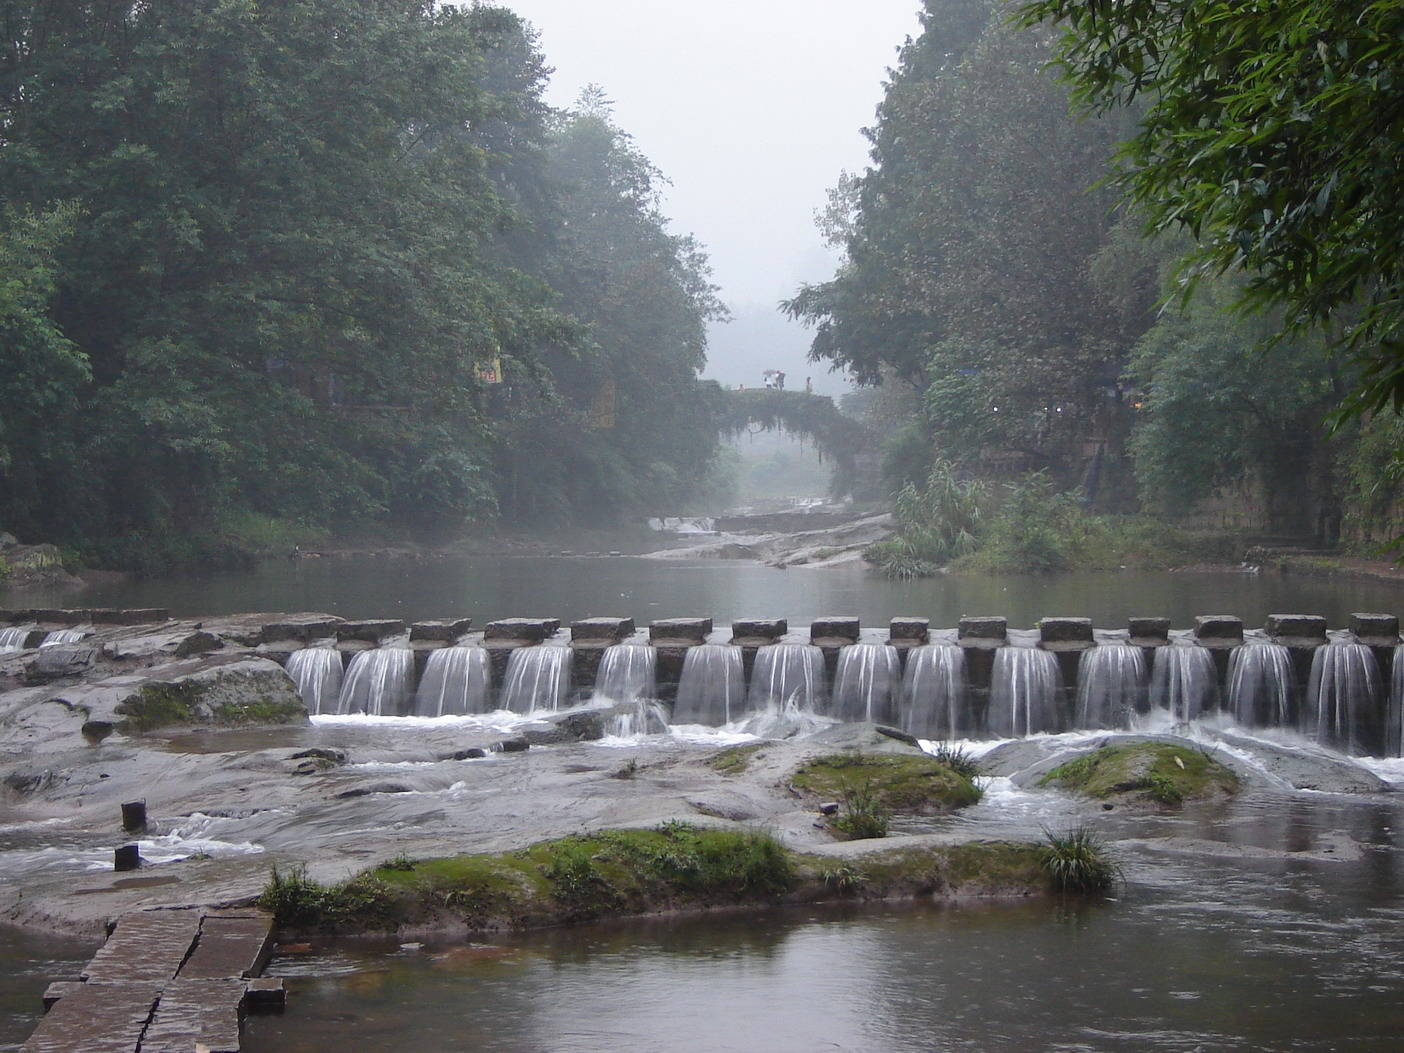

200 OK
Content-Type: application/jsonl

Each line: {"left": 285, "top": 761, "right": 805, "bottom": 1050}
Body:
{"left": 241, "top": 781, "right": 1404, "bottom": 1052}
{"left": 13, "top": 555, "right": 1403, "bottom": 627}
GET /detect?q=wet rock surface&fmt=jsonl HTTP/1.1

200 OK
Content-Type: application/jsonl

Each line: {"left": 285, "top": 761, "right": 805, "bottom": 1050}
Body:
{"left": 0, "top": 612, "right": 1399, "bottom": 949}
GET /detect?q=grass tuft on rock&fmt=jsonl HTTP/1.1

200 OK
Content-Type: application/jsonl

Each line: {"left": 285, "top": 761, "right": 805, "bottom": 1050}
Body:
{"left": 790, "top": 751, "right": 982, "bottom": 815}
{"left": 830, "top": 780, "right": 891, "bottom": 840}
{"left": 1038, "top": 742, "right": 1238, "bottom": 807}
{"left": 1039, "top": 826, "right": 1119, "bottom": 894}
{"left": 706, "top": 743, "right": 766, "bottom": 775}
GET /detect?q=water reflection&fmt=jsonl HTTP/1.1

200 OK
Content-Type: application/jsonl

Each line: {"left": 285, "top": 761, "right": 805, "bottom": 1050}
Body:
{"left": 246, "top": 793, "right": 1404, "bottom": 1053}
{"left": 12, "top": 556, "right": 1404, "bottom": 626}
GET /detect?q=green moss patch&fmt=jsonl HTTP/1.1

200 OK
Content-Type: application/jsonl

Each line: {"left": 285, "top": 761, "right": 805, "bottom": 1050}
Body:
{"left": 1039, "top": 743, "right": 1239, "bottom": 806}
{"left": 789, "top": 752, "right": 982, "bottom": 814}
{"left": 706, "top": 743, "right": 767, "bottom": 775}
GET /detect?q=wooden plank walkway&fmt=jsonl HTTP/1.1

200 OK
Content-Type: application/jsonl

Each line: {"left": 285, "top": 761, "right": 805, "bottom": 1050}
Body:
{"left": 22, "top": 907, "right": 281, "bottom": 1053}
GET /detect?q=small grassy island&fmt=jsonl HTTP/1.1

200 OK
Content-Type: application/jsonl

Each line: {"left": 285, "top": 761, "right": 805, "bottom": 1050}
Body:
{"left": 1039, "top": 742, "right": 1241, "bottom": 807}
{"left": 257, "top": 822, "right": 1056, "bottom": 937}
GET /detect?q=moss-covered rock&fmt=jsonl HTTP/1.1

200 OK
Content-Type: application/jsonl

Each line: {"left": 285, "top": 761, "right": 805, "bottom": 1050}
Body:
{"left": 68, "top": 656, "right": 309, "bottom": 737}
{"left": 1039, "top": 742, "right": 1239, "bottom": 807}
{"left": 706, "top": 743, "right": 767, "bottom": 775}
{"left": 789, "top": 752, "right": 982, "bottom": 815}
{"left": 260, "top": 824, "right": 1050, "bottom": 936}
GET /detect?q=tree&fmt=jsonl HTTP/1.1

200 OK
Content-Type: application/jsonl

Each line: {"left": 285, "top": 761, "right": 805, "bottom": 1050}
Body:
{"left": 1019, "top": 0, "right": 1404, "bottom": 417}
{"left": 1127, "top": 274, "right": 1342, "bottom": 530}
{"left": 788, "top": 2, "right": 1142, "bottom": 488}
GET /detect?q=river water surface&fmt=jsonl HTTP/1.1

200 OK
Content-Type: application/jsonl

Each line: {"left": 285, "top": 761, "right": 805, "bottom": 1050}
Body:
{"left": 242, "top": 785, "right": 1404, "bottom": 1053}
{"left": 16, "top": 555, "right": 1404, "bottom": 627}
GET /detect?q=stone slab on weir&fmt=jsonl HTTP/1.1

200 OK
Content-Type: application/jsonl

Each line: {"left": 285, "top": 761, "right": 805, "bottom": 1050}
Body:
{"left": 1265, "top": 614, "right": 1328, "bottom": 644}
{"left": 259, "top": 615, "right": 343, "bottom": 644}
{"left": 1038, "top": 618, "right": 1094, "bottom": 650}
{"left": 730, "top": 619, "right": 786, "bottom": 645}
{"left": 1194, "top": 615, "right": 1244, "bottom": 646}
{"left": 335, "top": 619, "right": 406, "bottom": 645}
{"left": 809, "top": 617, "right": 860, "bottom": 645}
{"left": 409, "top": 618, "right": 472, "bottom": 643}
{"left": 1351, "top": 612, "right": 1400, "bottom": 646}
{"left": 484, "top": 618, "right": 560, "bottom": 643}
{"left": 649, "top": 618, "right": 712, "bottom": 645}
{"left": 570, "top": 617, "right": 635, "bottom": 643}
{"left": 958, "top": 617, "right": 1007, "bottom": 648}
{"left": 1128, "top": 617, "right": 1170, "bottom": 646}
{"left": 888, "top": 618, "right": 929, "bottom": 645}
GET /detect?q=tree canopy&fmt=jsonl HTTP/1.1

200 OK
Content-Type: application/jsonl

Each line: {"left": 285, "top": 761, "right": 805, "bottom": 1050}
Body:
{"left": 1019, "top": 0, "right": 1404, "bottom": 417}
{"left": 0, "top": 2, "right": 726, "bottom": 566}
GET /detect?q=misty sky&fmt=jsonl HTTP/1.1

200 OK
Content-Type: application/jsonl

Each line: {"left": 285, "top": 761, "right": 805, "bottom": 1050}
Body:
{"left": 499, "top": 0, "right": 924, "bottom": 393}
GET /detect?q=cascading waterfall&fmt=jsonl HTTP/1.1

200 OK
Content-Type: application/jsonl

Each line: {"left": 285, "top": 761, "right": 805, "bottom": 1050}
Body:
{"left": 1075, "top": 645, "right": 1146, "bottom": 729}
{"left": 831, "top": 643, "right": 902, "bottom": 724}
{"left": 672, "top": 645, "right": 747, "bottom": 726}
{"left": 594, "top": 644, "right": 657, "bottom": 703}
{"left": 1306, "top": 643, "right": 1381, "bottom": 754}
{"left": 595, "top": 644, "right": 666, "bottom": 736}
{"left": 0, "top": 627, "right": 33, "bottom": 652}
{"left": 411, "top": 647, "right": 491, "bottom": 717}
{"left": 747, "top": 644, "right": 827, "bottom": 713}
{"left": 900, "top": 645, "right": 968, "bottom": 739}
{"left": 1150, "top": 644, "right": 1218, "bottom": 723}
{"left": 1227, "top": 643, "right": 1296, "bottom": 728}
{"left": 499, "top": 646, "right": 572, "bottom": 714}
{"left": 337, "top": 648, "right": 413, "bottom": 717}
{"left": 988, "top": 647, "right": 1062, "bottom": 737}
{"left": 40, "top": 629, "right": 86, "bottom": 647}
{"left": 286, "top": 647, "right": 344, "bottom": 716}
{"left": 1388, "top": 644, "right": 1404, "bottom": 758}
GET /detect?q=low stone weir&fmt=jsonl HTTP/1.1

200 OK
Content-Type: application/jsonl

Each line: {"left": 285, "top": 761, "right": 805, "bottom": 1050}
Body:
{"left": 6, "top": 608, "right": 1404, "bottom": 753}
{"left": 22, "top": 907, "right": 278, "bottom": 1053}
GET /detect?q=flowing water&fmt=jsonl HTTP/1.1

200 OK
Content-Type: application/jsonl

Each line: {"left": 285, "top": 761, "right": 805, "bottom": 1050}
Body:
{"left": 900, "top": 645, "right": 967, "bottom": 739}
{"left": 499, "top": 646, "right": 573, "bottom": 714}
{"left": 1075, "top": 644, "right": 1147, "bottom": 729}
{"left": 239, "top": 782, "right": 1404, "bottom": 1053}
{"left": 747, "top": 644, "right": 826, "bottom": 713}
{"left": 1227, "top": 643, "right": 1297, "bottom": 728}
{"left": 671, "top": 645, "right": 747, "bottom": 726}
{"left": 1306, "top": 643, "right": 1383, "bottom": 755}
{"left": 337, "top": 648, "right": 413, "bottom": 717}
{"left": 830, "top": 643, "right": 902, "bottom": 724}
{"left": 1150, "top": 644, "right": 1219, "bottom": 723}
{"left": 987, "top": 646, "right": 1062, "bottom": 736}
{"left": 286, "top": 647, "right": 344, "bottom": 716}
{"left": 412, "top": 647, "right": 491, "bottom": 717}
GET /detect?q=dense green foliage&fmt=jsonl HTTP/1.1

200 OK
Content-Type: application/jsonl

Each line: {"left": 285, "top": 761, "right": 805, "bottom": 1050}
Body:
{"left": 0, "top": 2, "right": 723, "bottom": 567}
{"left": 1038, "top": 826, "right": 1118, "bottom": 894}
{"left": 1021, "top": 0, "right": 1404, "bottom": 420}
{"left": 799, "top": 0, "right": 1402, "bottom": 558}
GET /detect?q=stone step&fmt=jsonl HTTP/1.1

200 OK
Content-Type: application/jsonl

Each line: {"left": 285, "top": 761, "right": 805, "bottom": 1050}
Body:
{"left": 140, "top": 978, "right": 247, "bottom": 1053}
{"left": 81, "top": 911, "right": 202, "bottom": 985}
{"left": 29, "top": 908, "right": 275, "bottom": 1053}
{"left": 21, "top": 982, "right": 162, "bottom": 1053}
